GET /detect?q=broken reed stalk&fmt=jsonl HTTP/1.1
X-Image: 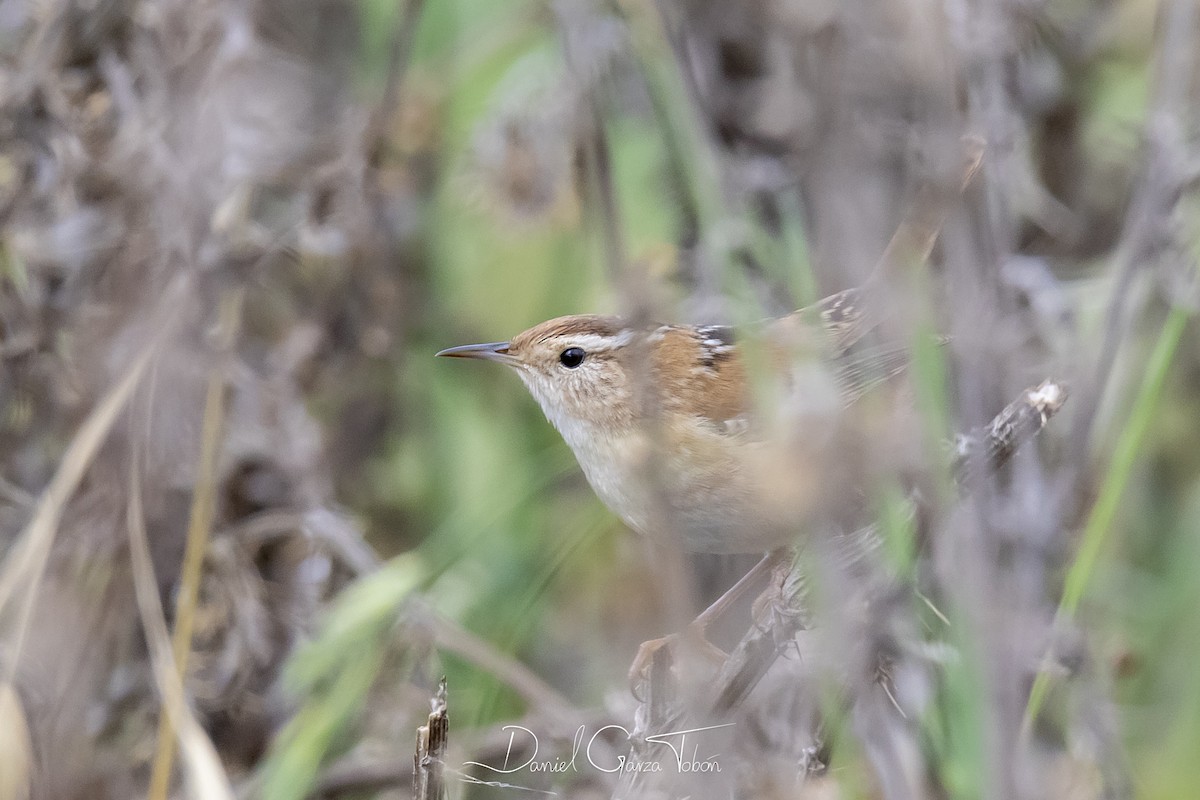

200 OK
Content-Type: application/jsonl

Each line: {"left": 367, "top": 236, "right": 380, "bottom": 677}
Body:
{"left": 147, "top": 289, "right": 244, "bottom": 800}
{"left": 953, "top": 380, "right": 1069, "bottom": 485}
{"left": 414, "top": 678, "right": 449, "bottom": 800}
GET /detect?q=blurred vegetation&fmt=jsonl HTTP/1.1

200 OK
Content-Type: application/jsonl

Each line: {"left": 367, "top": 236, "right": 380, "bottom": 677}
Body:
{"left": 0, "top": 0, "right": 1198, "bottom": 798}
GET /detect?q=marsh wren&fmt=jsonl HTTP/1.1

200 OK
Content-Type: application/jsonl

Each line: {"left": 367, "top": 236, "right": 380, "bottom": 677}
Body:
{"left": 436, "top": 287, "right": 906, "bottom": 556}
{"left": 437, "top": 140, "right": 995, "bottom": 558}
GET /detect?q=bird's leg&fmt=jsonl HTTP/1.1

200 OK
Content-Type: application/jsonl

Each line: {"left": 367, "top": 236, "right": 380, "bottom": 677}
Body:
{"left": 696, "top": 547, "right": 791, "bottom": 629}
{"left": 629, "top": 548, "right": 791, "bottom": 693}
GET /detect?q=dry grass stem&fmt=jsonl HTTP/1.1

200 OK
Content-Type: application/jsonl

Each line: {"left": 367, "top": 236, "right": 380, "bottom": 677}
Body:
{"left": 127, "top": 461, "right": 235, "bottom": 800}
{"left": 0, "top": 277, "right": 185, "bottom": 682}
{"left": 147, "top": 289, "right": 244, "bottom": 800}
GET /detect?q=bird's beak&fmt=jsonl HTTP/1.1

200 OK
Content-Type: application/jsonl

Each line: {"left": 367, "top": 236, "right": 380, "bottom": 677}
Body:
{"left": 435, "top": 341, "right": 516, "bottom": 365}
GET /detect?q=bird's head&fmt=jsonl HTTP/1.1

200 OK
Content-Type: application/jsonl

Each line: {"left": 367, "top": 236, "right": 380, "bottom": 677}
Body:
{"left": 436, "top": 315, "right": 640, "bottom": 434}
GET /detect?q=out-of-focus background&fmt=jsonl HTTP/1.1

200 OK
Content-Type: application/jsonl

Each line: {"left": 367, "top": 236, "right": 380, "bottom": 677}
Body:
{"left": 0, "top": 0, "right": 1198, "bottom": 798}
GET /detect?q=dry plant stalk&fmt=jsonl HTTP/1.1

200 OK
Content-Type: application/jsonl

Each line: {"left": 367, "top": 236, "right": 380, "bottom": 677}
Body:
{"left": 954, "top": 380, "right": 1069, "bottom": 484}
{"left": 127, "top": 462, "right": 235, "bottom": 800}
{"left": 0, "top": 337, "right": 159, "bottom": 632}
{"left": 413, "top": 678, "right": 449, "bottom": 800}
{"left": 0, "top": 683, "right": 32, "bottom": 800}
{"left": 147, "top": 289, "right": 243, "bottom": 800}
{"left": 0, "top": 275, "right": 188, "bottom": 685}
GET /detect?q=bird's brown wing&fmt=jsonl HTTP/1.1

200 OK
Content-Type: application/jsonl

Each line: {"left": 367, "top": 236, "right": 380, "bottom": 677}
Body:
{"left": 656, "top": 305, "right": 922, "bottom": 435}
{"left": 651, "top": 324, "right": 751, "bottom": 434}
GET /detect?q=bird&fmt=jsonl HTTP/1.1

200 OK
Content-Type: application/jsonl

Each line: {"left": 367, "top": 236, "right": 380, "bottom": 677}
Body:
{"left": 434, "top": 285, "right": 937, "bottom": 691}
{"left": 436, "top": 138, "right": 996, "bottom": 559}
{"left": 434, "top": 285, "right": 930, "bottom": 689}
{"left": 433, "top": 143, "right": 1017, "bottom": 688}
{"left": 434, "top": 287, "right": 904, "bottom": 556}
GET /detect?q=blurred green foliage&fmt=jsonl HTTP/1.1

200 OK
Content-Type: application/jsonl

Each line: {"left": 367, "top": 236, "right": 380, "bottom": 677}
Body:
{"left": 261, "top": 0, "right": 1200, "bottom": 798}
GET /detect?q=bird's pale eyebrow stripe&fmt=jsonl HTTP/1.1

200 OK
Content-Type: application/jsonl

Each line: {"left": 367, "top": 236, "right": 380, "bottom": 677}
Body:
{"left": 540, "top": 331, "right": 636, "bottom": 352}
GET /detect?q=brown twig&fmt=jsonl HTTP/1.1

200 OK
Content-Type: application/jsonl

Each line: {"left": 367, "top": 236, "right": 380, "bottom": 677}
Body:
{"left": 875, "top": 135, "right": 986, "bottom": 275}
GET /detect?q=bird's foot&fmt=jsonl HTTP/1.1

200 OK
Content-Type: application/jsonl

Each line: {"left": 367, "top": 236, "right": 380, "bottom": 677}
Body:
{"left": 628, "top": 621, "right": 728, "bottom": 701}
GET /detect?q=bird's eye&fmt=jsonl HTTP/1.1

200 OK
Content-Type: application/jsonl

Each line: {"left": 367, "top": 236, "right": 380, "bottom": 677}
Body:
{"left": 559, "top": 347, "right": 586, "bottom": 368}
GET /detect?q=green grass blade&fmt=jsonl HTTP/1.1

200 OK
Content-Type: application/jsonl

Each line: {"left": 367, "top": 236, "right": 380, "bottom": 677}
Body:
{"left": 1024, "top": 306, "right": 1190, "bottom": 731}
